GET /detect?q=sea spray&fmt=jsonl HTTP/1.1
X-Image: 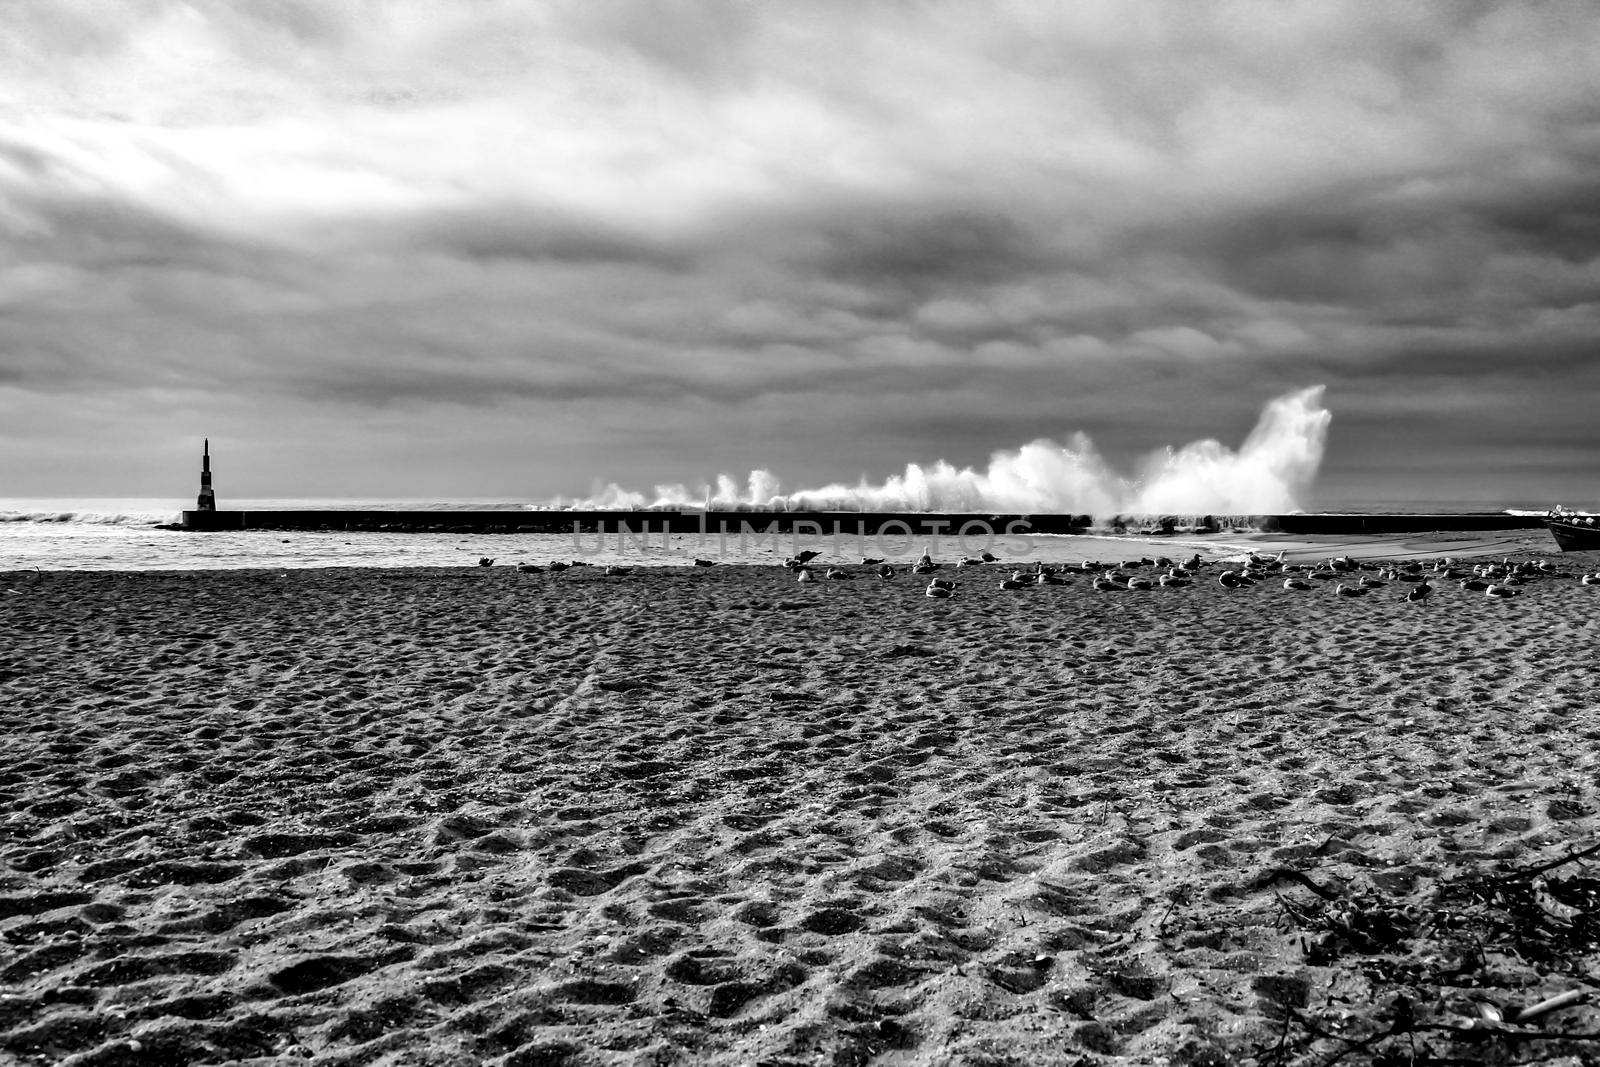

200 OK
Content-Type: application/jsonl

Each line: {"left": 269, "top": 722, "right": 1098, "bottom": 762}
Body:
{"left": 1127, "top": 386, "right": 1331, "bottom": 514}
{"left": 576, "top": 385, "right": 1332, "bottom": 517}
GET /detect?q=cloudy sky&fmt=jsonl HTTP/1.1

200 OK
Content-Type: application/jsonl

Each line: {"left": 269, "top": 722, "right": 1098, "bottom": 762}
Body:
{"left": 2, "top": 1, "right": 1598, "bottom": 508}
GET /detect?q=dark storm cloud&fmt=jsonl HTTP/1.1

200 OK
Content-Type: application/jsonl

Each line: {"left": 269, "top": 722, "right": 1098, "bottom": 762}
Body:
{"left": 406, "top": 206, "right": 688, "bottom": 268}
{"left": 791, "top": 207, "right": 1052, "bottom": 290}
{"left": 1156, "top": 166, "right": 1600, "bottom": 323}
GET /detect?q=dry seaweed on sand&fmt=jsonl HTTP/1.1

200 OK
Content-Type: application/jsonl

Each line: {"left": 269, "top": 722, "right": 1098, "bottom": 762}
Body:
{"left": 1256, "top": 841, "right": 1600, "bottom": 1066}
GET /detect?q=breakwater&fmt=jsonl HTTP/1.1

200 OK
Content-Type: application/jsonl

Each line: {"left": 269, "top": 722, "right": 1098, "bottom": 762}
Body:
{"left": 177, "top": 509, "right": 1542, "bottom": 536}
{"left": 178, "top": 510, "right": 1090, "bottom": 535}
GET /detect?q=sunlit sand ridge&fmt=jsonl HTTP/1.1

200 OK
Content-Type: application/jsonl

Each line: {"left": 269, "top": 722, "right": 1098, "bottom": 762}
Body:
{"left": 1, "top": 549, "right": 1597, "bottom": 1064}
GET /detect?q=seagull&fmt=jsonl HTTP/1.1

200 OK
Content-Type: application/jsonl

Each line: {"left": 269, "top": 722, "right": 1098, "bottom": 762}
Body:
{"left": 927, "top": 577, "right": 957, "bottom": 591}
{"left": 796, "top": 567, "right": 815, "bottom": 583}
{"left": 980, "top": 551, "right": 1000, "bottom": 563}
{"left": 999, "top": 577, "right": 1027, "bottom": 590}
{"left": 1158, "top": 573, "right": 1189, "bottom": 588}
{"left": 477, "top": 557, "right": 495, "bottom": 567}
{"left": 1217, "top": 571, "right": 1245, "bottom": 589}
{"left": 1485, "top": 583, "right": 1519, "bottom": 598}
{"left": 1035, "top": 571, "right": 1067, "bottom": 586}
{"left": 793, "top": 550, "right": 822, "bottom": 564}
{"left": 693, "top": 558, "right": 718, "bottom": 567}
{"left": 516, "top": 563, "right": 543, "bottom": 573}
{"left": 924, "top": 581, "right": 957, "bottom": 599}
{"left": 861, "top": 557, "right": 885, "bottom": 566}
{"left": 825, "top": 567, "right": 853, "bottom": 580}
{"left": 547, "top": 561, "right": 571, "bottom": 572}
{"left": 1282, "top": 577, "right": 1312, "bottom": 590}
{"left": 1334, "top": 583, "right": 1367, "bottom": 597}
{"left": 876, "top": 564, "right": 897, "bottom": 580}
{"left": 1125, "top": 576, "right": 1153, "bottom": 590}
{"left": 1405, "top": 582, "right": 1432, "bottom": 604}
{"left": 1092, "top": 576, "right": 1123, "bottom": 592}
{"left": 604, "top": 565, "right": 632, "bottom": 576}
{"left": 1582, "top": 573, "right": 1600, "bottom": 586}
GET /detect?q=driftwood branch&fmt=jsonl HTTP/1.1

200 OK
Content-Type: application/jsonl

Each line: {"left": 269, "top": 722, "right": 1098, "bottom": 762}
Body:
{"left": 1249, "top": 866, "right": 1344, "bottom": 901}
{"left": 1515, "top": 988, "right": 1591, "bottom": 1024}
{"left": 1488, "top": 840, "right": 1600, "bottom": 883}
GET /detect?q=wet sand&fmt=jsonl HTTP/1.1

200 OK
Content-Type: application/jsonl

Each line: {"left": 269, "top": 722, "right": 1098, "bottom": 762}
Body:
{"left": 2, "top": 548, "right": 1597, "bottom": 1065}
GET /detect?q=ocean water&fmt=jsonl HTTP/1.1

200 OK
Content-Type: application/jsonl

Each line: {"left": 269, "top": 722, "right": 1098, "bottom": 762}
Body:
{"left": 0, "top": 497, "right": 1549, "bottom": 572}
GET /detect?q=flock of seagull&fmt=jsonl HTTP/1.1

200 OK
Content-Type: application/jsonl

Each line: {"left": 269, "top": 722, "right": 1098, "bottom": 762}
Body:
{"left": 486, "top": 558, "right": 651, "bottom": 577}
{"left": 5, "top": 555, "right": 1598, "bottom": 598}
{"left": 469, "top": 549, "right": 1600, "bottom": 605}
{"left": 768, "top": 549, "right": 1600, "bottom": 602}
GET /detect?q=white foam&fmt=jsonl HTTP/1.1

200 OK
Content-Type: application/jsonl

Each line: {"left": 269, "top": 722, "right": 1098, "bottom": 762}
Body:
{"left": 576, "top": 385, "right": 1332, "bottom": 516}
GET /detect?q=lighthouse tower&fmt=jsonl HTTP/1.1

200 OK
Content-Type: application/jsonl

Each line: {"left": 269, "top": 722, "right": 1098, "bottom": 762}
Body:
{"left": 196, "top": 439, "right": 216, "bottom": 512}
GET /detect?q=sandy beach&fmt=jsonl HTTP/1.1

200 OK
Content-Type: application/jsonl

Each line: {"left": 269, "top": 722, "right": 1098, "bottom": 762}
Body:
{"left": 2, "top": 550, "right": 1597, "bottom": 1065}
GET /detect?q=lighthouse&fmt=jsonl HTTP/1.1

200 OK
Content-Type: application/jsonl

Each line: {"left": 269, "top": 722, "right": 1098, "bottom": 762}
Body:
{"left": 196, "top": 439, "right": 216, "bottom": 512}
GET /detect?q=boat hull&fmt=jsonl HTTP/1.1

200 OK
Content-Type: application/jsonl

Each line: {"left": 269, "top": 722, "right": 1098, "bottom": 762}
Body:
{"left": 1546, "top": 515, "right": 1600, "bottom": 552}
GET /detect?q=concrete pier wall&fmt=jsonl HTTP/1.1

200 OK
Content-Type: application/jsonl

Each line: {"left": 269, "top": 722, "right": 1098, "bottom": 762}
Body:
{"left": 178, "top": 509, "right": 1542, "bottom": 536}
{"left": 179, "top": 510, "right": 1092, "bottom": 534}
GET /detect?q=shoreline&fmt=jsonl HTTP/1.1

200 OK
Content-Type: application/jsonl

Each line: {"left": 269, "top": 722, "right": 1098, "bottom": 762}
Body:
{"left": 3, "top": 525, "right": 1570, "bottom": 577}
{"left": 2, "top": 565, "right": 1596, "bottom": 1064}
